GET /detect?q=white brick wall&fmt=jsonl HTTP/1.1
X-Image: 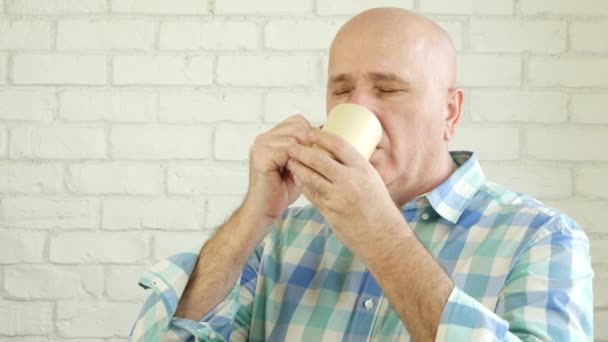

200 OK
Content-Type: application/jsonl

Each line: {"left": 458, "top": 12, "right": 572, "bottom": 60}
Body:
{"left": 0, "top": 21, "right": 52, "bottom": 50}
{"left": 5, "top": 0, "right": 107, "bottom": 15}
{"left": 1, "top": 2, "right": 607, "bottom": 340}
{"left": 113, "top": 55, "right": 213, "bottom": 85}
{"left": 0, "top": 90, "right": 55, "bottom": 121}
{"left": 57, "top": 20, "right": 155, "bottom": 51}
{"left": 159, "top": 20, "right": 259, "bottom": 51}
{"left": 217, "top": 55, "right": 318, "bottom": 86}
{"left": 4, "top": 265, "right": 103, "bottom": 299}
{"left": 13, "top": 55, "right": 107, "bottom": 85}
{"left": 60, "top": 90, "right": 156, "bottom": 123}
{"left": 317, "top": 0, "right": 413, "bottom": 15}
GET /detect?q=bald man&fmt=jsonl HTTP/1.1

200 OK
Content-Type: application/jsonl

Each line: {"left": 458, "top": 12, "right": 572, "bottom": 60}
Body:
{"left": 130, "top": 8, "right": 593, "bottom": 341}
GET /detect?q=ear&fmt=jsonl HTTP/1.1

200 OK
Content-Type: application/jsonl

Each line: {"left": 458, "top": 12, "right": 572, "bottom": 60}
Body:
{"left": 444, "top": 88, "right": 463, "bottom": 142}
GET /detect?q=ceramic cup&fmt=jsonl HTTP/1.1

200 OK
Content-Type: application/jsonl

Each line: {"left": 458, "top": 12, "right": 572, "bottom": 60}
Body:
{"left": 316, "top": 103, "right": 382, "bottom": 160}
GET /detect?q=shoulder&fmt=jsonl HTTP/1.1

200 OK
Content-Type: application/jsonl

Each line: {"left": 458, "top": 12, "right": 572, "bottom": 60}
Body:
{"left": 473, "top": 180, "right": 586, "bottom": 239}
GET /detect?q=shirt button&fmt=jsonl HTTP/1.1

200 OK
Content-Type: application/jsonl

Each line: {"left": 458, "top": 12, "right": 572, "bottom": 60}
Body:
{"left": 421, "top": 213, "right": 430, "bottom": 220}
{"left": 209, "top": 332, "right": 217, "bottom": 339}
{"left": 364, "top": 298, "right": 375, "bottom": 310}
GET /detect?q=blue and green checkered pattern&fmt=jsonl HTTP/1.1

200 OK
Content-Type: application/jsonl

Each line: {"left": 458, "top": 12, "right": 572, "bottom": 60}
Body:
{"left": 129, "top": 151, "right": 593, "bottom": 341}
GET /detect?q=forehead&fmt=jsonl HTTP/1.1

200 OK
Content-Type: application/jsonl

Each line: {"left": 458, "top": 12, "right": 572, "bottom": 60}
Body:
{"left": 327, "top": 31, "right": 427, "bottom": 83}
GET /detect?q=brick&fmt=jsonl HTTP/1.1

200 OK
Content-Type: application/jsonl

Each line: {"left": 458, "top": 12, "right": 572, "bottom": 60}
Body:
{"left": 168, "top": 164, "right": 248, "bottom": 195}
{"left": 111, "top": 126, "right": 211, "bottom": 159}
{"left": 469, "top": 19, "right": 565, "bottom": 53}
{"left": 0, "top": 55, "right": 6, "bottom": 85}
{"left": 4, "top": 265, "right": 102, "bottom": 299}
{"left": 6, "top": 0, "right": 106, "bottom": 14}
{"left": 264, "top": 91, "right": 326, "bottom": 125}
{"left": 57, "top": 301, "right": 140, "bottom": 337}
{"left": 160, "top": 91, "right": 262, "bottom": 123}
{"left": 0, "top": 301, "right": 53, "bottom": 335}
{"left": 595, "top": 274, "right": 608, "bottom": 307}
{"left": 215, "top": 125, "right": 269, "bottom": 161}
{"left": 13, "top": 54, "right": 106, "bottom": 85}
{"left": 266, "top": 20, "right": 343, "bottom": 50}
{"left": 470, "top": 91, "right": 567, "bottom": 123}
{"left": 67, "top": 163, "right": 163, "bottom": 195}
{"left": 153, "top": 231, "right": 208, "bottom": 259}
{"left": 0, "top": 163, "right": 63, "bottom": 193}
{"left": 0, "top": 125, "right": 5, "bottom": 157}
{"left": 571, "top": 94, "right": 608, "bottom": 124}
{"left": 105, "top": 266, "right": 148, "bottom": 301}
{"left": 483, "top": 164, "right": 571, "bottom": 199}
{"left": 571, "top": 22, "right": 608, "bottom": 53}
{"left": 60, "top": 90, "right": 156, "bottom": 123}
{"left": 102, "top": 197, "right": 205, "bottom": 230}
{"left": 58, "top": 19, "right": 154, "bottom": 51}
{"left": 111, "top": 0, "right": 208, "bottom": 14}
{"left": 0, "top": 231, "right": 45, "bottom": 263}
{"left": 0, "top": 90, "right": 55, "bottom": 121}
{"left": 50, "top": 232, "right": 148, "bottom": 264}
{"left": 457, "top": 55, "right": 521, "bottom": 87}
{"left": 591, "top": 239, "right": 608, "bottom": 265}
{"left": 597, "top": 310, "right": 608, "bottom": 339}
{"left": 528, "top": 57, "right": 608, "bottom": 87}
{"left": 435, "top": 20, "right": 463, "bottom": 51}
{"left": 576, "top": 168, "right": 608, "bottom": 199}
{"left": 1, "top": 196, "right": 99, "bottom": 229}
{"left": 206, "top": 196, "right": 242, "bottom": 229}
{"left": 113, "top": 55, "right": 212, "bottom": 85}
{"left": 160, "top": 20, "right": 258, "bottom": 50}
{"left": 317, "top": 0, "right": 413, "bottom": 15}
{"left": 10, "top": 125, "right": 106, "bottom": 159}
{"left": 0, "top": 20, "right": 52, "bottom": 50}
{"left": 520, "top": 0, "right": 608, "bottom": 16}
{"left": 526, "top": 128, "right": 608, "bottom": 161}
{"left": 216, "top": 0, "right": 310, "bottom": 14}
{"left": 420, "top": 0, "right": 512, "bottom": 14}
{"left": 217, "top": 56, "right": 317, "bottom": 87}
{"left": 450, "top": 127, "right": 519, "bottom": 160}
{"left": 544, "top": 200, "right": 608, "bottom": 235}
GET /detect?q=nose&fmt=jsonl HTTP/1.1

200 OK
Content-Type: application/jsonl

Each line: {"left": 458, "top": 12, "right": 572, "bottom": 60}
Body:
{"left": 348, "top": 89, "right": 375, "bottom": 109}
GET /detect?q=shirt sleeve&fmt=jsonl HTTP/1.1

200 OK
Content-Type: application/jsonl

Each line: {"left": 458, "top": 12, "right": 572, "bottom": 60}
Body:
{"left": 128, "top": 245, "right": 263, "bottom": 342}
{"left": 436, "top": 217, "right": 594, "bottom": 341}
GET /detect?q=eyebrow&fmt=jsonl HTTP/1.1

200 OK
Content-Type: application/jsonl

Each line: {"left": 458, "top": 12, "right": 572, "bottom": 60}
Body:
{"left": 329, "top": 72, "right": 411, "bottom": 86}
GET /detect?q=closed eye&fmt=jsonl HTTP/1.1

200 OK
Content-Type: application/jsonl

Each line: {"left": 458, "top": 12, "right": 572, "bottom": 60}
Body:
{"left": 376, "top": 88, "right": 402, "bottom": 94}
{"left": 332, "top": 89, "right": 352, "bottom": 96}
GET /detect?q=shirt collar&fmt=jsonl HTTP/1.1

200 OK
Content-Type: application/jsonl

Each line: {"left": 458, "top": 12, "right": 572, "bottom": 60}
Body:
{"left": 405, "top": 151, "right": 485, "bottom": 224}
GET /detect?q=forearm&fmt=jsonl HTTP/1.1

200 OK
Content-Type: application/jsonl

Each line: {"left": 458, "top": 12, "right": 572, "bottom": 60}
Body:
{"left": 363, "top": 219, "right": 453, "bottom": 341}
{"left": 174, "top": 200, "right": 274, "bottom": 321}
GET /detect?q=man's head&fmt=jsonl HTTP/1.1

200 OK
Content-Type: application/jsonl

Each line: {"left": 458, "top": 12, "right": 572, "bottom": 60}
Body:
{"left": 327, "top": 8, "right": 463, "bottom": 205}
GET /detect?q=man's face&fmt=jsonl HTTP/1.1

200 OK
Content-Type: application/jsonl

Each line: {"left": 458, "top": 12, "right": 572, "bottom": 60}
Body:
{"left": 326, "top": 29, "right": 451, "bottom": 190}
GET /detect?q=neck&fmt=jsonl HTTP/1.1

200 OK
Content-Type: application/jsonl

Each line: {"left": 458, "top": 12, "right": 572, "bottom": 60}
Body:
{"left": 389, "top": 151, "right": 457, "bottom": 208}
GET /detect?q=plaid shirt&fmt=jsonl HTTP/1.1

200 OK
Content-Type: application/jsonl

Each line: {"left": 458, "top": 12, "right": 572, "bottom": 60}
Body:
{"left": 129, "top": 151, "right": 593, "bottom": 341}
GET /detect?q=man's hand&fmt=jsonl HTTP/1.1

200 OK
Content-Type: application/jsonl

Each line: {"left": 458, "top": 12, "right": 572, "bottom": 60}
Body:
{"left": 245, "top": 114, "right": 313, "bottom": 223}
{"left": 285, "top": 128, "right": 407, "bottom": 261}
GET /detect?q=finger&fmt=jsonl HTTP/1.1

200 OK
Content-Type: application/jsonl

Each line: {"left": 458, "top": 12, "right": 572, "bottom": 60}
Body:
{"left": 287, "top": 143, "right": 342, "bottom": 182}
{"left": 258, "top": 135, "right": 299, "bottom": 149}
{"left": 269, "top": 115, "right": 314, "bottom": 144}
{"left": 286, "top": 158, "right": 331, "bottom": 199}
{"left": 307, "top": 129, "right": 366, "bottom": 167}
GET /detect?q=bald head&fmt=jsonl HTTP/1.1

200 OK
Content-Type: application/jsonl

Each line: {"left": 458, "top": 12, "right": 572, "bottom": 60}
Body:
{"left": 329, "top": 8, "right": 457, "bottom": 89}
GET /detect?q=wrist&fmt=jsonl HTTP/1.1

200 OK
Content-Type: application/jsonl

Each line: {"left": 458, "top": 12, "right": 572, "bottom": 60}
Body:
{"left": 359, "top": 216, "right": 414, "bottom": 268}
{"left": 234, "top": 196, "right": 279, "bottom": 244}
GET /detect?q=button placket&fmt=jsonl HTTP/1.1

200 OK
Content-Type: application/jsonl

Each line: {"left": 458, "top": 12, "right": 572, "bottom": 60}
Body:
{"left": 364, "top": 298, "right": 375, "bottom": 310}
